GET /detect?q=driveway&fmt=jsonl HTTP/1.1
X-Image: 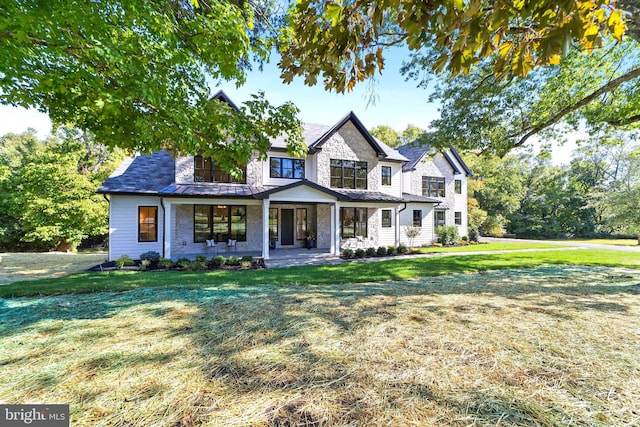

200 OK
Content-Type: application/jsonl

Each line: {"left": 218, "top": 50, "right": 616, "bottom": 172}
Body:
{"left": 482, "top": 237, "right": 640, "bottom": 252}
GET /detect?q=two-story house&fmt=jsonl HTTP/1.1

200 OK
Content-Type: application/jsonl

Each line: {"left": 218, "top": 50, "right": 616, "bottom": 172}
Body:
{"left": 98, "top": 92, "right": 471, "bottom": 261}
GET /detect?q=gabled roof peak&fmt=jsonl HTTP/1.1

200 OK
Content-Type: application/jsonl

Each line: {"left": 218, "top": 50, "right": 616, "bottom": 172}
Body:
{"left": 210, "top": 90, "right": 240, "bottom": 112}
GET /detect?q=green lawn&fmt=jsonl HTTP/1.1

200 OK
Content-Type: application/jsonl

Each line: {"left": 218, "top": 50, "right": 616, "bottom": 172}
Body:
{"left": 2, "top": 265, "right": 639, "bottom": 426}
{"left": 553, "top": 238, "right": 639, "bottom": 247}
{"left": 0, "top": 252, "right": 108, "bottom": 285}
{"left": 414, "top": 241, "right": 564, "bottom": 253}
{"left": 2, "top": 248, "right": 639, "bottom": 298}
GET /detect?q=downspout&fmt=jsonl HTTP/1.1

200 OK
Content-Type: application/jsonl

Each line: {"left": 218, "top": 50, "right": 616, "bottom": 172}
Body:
{"left": 397, "top": 202, "right": 407, "bottom": 246}
{"left": 160, "top": 197, "right": 166, "bottom": 259}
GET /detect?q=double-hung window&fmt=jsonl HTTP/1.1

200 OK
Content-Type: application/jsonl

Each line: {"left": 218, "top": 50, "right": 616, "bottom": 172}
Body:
{"left": 330, "top": 159, "right": 367, "bottom": 189}
{"left": 381, "top": 166, "right": 392, "bottom": 186}
{"left": 138, "top": 206, "right": 158, "bottom": 242}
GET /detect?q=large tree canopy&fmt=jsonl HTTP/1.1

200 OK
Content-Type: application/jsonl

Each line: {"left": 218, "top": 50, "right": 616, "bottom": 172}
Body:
{"left": 281, "top": 0, "right": 638, "bottom": 154}
{"left": 0, "top": 0, "right": 306, "bottom": 174}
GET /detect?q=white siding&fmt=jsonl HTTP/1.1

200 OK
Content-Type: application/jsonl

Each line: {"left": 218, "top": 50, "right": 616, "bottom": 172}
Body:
{"left": 379, "top": 161, "right": 403, "bottom": 198}
{"left": 108, "top": 195, "right": 164, "bottom": 261}
{"left": 377, "top": 207, "right": 396, "bottom": 246}
{"left": 399, "top": 204, "right": 436, "bottom": 247}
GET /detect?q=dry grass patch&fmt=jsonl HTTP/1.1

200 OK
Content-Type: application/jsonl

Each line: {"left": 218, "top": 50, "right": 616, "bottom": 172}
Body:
{"left": 1, "top": 266, "right": 639, "bottom": 426}
{"left": 0, "top": 252, "right": 107, "bottom": 285}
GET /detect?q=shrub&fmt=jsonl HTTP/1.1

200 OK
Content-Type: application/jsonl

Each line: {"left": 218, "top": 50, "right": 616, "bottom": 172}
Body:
{"left": 157, "top": 257, "right": 173, "bottom": 269}
{"left": 116, "top": 255, "right": 135, "bottom": 269}
{"left": 195, "top": 255, "right": 207, "bottom": 263}
{"left": 355, "top": 248, "right": 366, "bottom": 258}
{"left": 226, "top": 255, "right": 240, "bottom": 266}
{"left": 139, "top": 251, "right": 160, "bottom": 263}
{"left": 191, "top": 261, "right": 207, "bottom": 271}
{"left": 387, "top": 245, "right": 397, "bottom": 256}
{"left": 240, "top": 260, "right": 252, "bottom": 269}
{"left": 469, "top": 227, "right": 480, "bottom": 242}
{"left": 342, "top": 248, "right": 354, "bottom": 258}
{"left": 461, "top": 235, "right": 469, "bottom": 242}
{"left": 397, "top": 243, "right": 408, "bottom": 254}
{"left": 436, "top": 225, "right": 459, "bottom": 246}
{"left": 241, "top": 255, "right": 253, "bottom": 263}
{"left": 139, "top": 259, "right": 151, "bottom": 271}
{"left": 366, "top": 247, "right": 376, "bottom": 257}
{"left": 208, "top": 255, "right": 225, "bottom": 269}
{"left": 377, "top": 246, "right": 388, "bottom": 256}
{"left": 176, "top": 258, "right": 192, "bottom": 270}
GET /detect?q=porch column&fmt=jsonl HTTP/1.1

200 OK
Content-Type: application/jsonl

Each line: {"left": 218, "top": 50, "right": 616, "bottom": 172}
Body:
{"left": 262, "top": 199, "right": 270, "bottom": 260}
{"left": 164, "top": 201, "right": 172, "bottom": 260}
{"left": 333, "top": 201, "right": 341, "bottom": 256}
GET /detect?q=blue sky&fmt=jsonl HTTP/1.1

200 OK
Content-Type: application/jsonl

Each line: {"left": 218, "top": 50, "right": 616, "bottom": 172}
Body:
{"left": 0, "top": 48, "right": 439, "bottom": 138}
{"left": 0, "top": 48, "right": 575, "bottom": 162}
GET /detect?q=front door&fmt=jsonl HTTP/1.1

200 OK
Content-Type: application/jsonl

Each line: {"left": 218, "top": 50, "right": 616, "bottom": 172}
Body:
{"left": 281, "top": 209, "right": 294, "bottom": 245}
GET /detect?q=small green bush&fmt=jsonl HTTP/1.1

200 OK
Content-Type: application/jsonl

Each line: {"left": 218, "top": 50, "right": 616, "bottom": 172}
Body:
{"left": 469, "top": 227, "right": 480, "bottom": 243}
{"left": 397, "top": 243, "right": 408, "bottom": 254}
{"left": 208, "top": 255, "right": 226, "bottom": 269}
{"left": 366, "top": 247, "right": 376, "bottom": 257}
{"left": 157, "top": 257, "right": 173, "bottom": 269}
{"left": 461, "top": 235, "right": 469, "bottom": 242}
{"left": 241, "top": 255, "right": 253, "bottom": 263}
{"left": 176, "top": 258, "right": 192, "bottom": 269}
{"left": 139, "top": 259, "right": 151, "bottom": 271}
{"left": 191, "top": 261, "right": 207, "bottom": 271}
{"left": 240, "top": 260, "right": 252, "bottom": 269}
{"left": 376, "top": 246, "right": 388, "bottom": 256}
{"left": 226, "top": 255, "right": 240, "bottom": 266}
{"left": 139, "top": 251, "right": 160, "bottom": 262}
{"left": 116, "top": 255, "right": 135, "bottom": 269}
{"left": 387, "top": 246, "right": 398, "bottom": 256}
{"left": 355, "top": 248, "right": 366, "bottom": 258}
{"left": 436, "top": 225, "right": 460, "bottom": 246}
{"left": 195, "top": 255, "right": 207, "bottom": 263}
{"left": 342, "top": 248, "right": 354, "bottom": 258}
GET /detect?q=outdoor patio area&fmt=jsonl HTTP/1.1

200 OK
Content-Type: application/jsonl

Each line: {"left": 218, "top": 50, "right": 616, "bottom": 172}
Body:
{"left": 174, "top": 247, "right": 342, "bottom": 268}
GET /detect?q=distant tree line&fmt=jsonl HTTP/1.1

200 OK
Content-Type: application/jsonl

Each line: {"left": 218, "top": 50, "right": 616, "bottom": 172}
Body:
{"left": 463, "top": 132, "right": 640, "bottom": 242}
{"left": 0, "top": 127, "right": 123, "bottom": 251}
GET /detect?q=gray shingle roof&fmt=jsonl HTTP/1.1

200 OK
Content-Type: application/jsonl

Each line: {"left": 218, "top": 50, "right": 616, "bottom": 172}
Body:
{"left": 401, "top": 193, "right": 442, "bottom": 204}
{"left": 97, "top": 151, "right": 175, "bottom": 194}
{"left": 397, "top": 142, "right": 433, "bottom": 172}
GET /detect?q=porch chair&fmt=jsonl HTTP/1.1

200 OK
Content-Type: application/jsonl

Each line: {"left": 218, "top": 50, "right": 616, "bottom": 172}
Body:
{"left": 226, "top": 239, "right": 237, "bottom": 252}
{"left": 205, "top": 239, "right": 218, "bottom": 253}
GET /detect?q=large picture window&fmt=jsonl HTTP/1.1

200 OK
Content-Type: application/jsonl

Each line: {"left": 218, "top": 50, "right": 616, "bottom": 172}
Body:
{"left": 422, "top": 176, "right": 445, "bottom": 197}
{"left": 341, "top": 207, "right": 368, "bottom": 238}
{"left": 193, "top": 205, "right": 246, "bottom": 243}
{"left": 270, "top": 157, "right": 305, "bottom": 179}
{"left": 330, "top": 159, "right": 367, "bottom": 189}
{"left": 194, "top": 156, "right": 246, "bottom": 183}
{"left": 138, "top": 206, "right": 158, "bottom": 242}
{"left": 381, "top": 166, "right": 391, "bottom": 186}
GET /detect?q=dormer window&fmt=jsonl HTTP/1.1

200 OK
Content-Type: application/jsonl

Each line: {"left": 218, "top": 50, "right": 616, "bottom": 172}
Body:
{"left": 194, "top": 156, "right": 246, "bottom": 183}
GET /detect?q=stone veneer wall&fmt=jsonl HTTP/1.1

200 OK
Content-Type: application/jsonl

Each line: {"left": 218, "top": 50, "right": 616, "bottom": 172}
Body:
{"left": 315, "top": 121, "right": 381, "bottom": 191}
{"left": 409, "top": 153, "right": 456, "bottom": 226}
{"left": 174, "top": 153, "right": 262, "bottom": 185}
{"left": 316, "top": 204, "right": 331, "bottom": 249}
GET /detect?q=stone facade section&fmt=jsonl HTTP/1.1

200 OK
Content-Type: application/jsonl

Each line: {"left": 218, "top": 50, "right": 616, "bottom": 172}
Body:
{"left": 316, "top": 204, "right": 331, "bottom": 249}
{"left": 315, "top": 121, "right": 381, "bottom": 191}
